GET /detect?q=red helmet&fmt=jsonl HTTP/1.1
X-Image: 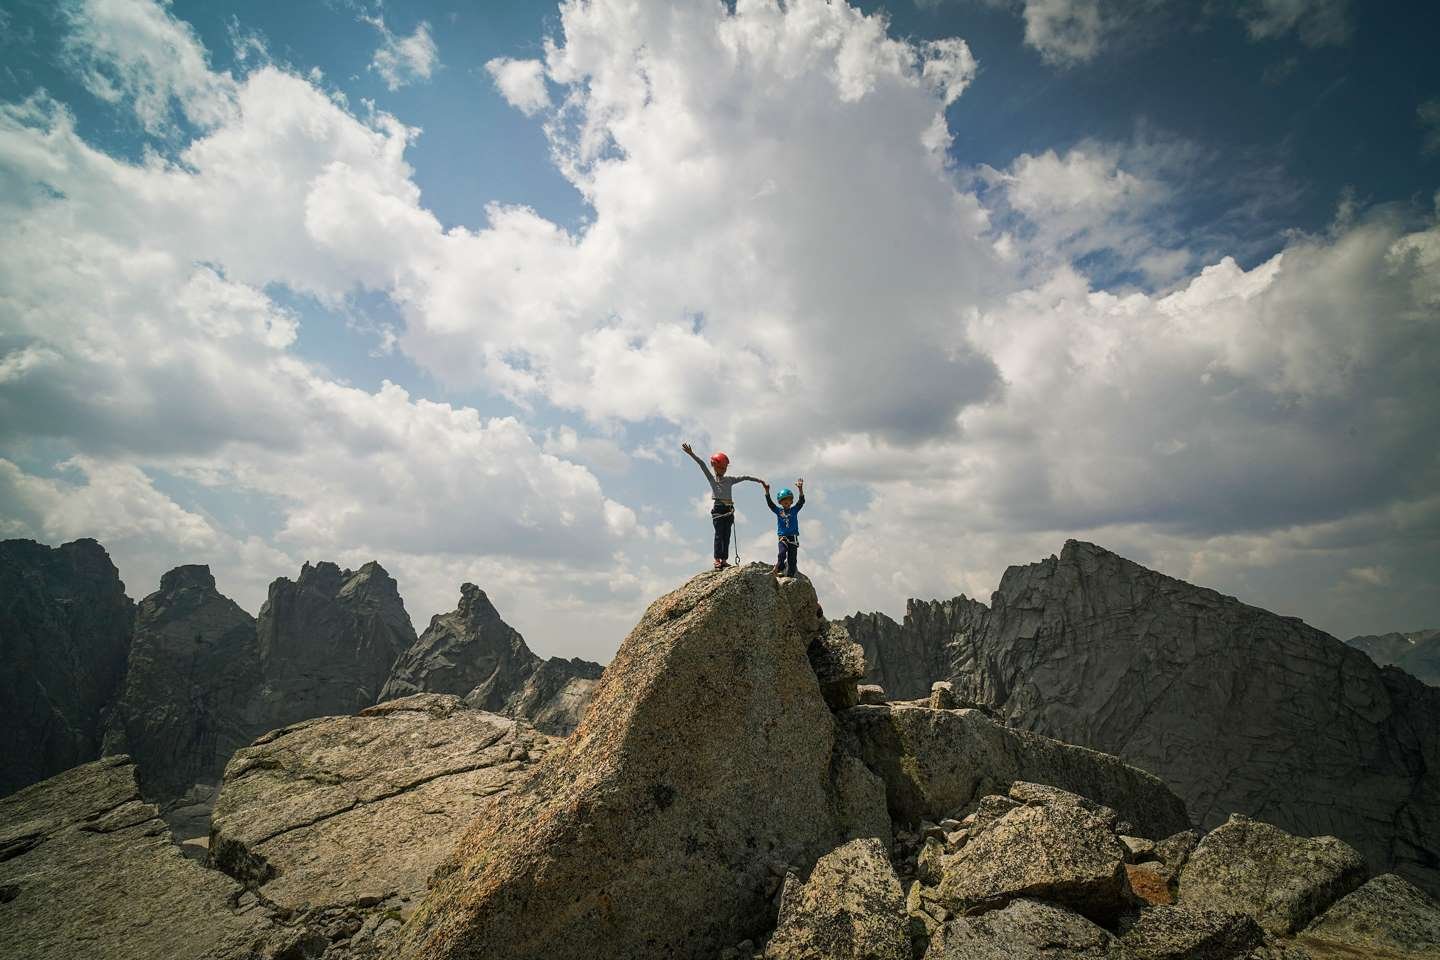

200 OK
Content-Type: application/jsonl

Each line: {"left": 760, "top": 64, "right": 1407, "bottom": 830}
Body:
{"left": 710, "top": 451, "right": 730, "bottom": 469}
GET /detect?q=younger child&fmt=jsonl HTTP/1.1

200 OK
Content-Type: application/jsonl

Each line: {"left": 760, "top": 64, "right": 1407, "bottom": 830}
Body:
{"left": 763, "top": 478, "right": 805, "bottom": 578}
{"left": 682, "top": 442, "right": 761, "bottom": 569}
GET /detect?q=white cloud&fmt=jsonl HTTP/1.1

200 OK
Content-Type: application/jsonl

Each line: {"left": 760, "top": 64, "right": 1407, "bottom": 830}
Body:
{"left": 485, "top": 57, "right": 550, "bottom": 115}
{"left": 364, "top": 15, "right": 438, "bottom": 91}
{"left": 1240, "top": 0, "right": 1351, "bottom": 47}
{"left": 1021, "top": 0, "right": 1105, "bottom": 65}
{"left": 60, "top": 0, "right": 236, "bottom": 134}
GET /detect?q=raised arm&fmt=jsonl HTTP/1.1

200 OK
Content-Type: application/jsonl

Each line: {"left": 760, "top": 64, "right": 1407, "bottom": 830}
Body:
{"left": 795, "top": 478, "right": 806, "bottom": 511}
{"left": 762, "top": 480, "right": 779, "bottom": 514}
{"left": 681, "top": 442, "right": 714, "bottom": 481}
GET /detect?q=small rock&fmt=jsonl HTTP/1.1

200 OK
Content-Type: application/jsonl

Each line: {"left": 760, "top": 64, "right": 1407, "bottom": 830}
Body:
{"left": 916, "top": 837, "right": 946, "bottom": 885}
{"left": 1126, "top": 862, "right": 1174, "bottom": 906}
{"left": 858, "top": 684, "right": 888, "bottom": 705}
{"left": 1120, "top": 835, "right": 1158, "bottom": 862}
{"left": 929, "top": 682, "right": 957, "bottom": 710}
{"left": 926, "top": 898, "right": 1122, "bottom": 959}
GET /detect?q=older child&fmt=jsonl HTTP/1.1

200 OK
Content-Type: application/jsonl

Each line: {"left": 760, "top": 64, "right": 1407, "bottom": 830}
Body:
{"left": 763, "top": 478, "right": 805, "bottom": 577}
{"left": 682, "top": 442, "right": 761, "bottom": 569}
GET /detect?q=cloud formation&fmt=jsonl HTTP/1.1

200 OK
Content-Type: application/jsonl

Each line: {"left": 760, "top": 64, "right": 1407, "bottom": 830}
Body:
{"left": 1, "top": 0, "right": 1434, "bottom": 656}
{"left": 363, "top": 13, "right": 438, "bottom": 91}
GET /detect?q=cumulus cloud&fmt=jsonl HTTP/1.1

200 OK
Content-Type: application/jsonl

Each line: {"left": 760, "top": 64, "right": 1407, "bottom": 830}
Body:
{"left": 485, "top": 57, "right": 550, "bottom": 115}
{"left": 1020, "top": 0, "right": 1106, "bottom": 65}
{"left": 363, "top": 14, "right": 438, "bottom": 91}
{"left": 2, "top": 0, "right": 1435, "bottom": 655}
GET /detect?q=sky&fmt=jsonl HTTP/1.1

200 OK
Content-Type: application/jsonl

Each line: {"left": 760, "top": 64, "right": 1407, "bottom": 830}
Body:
{"left": 1, "top": 0, "right": 1437, "bottom": 661}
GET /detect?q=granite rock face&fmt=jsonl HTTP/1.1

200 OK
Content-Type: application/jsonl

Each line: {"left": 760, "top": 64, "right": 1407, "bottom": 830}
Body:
{"left": 844, "top": 540, "right": 1440, "bottom": 895}
{"left": 388, "top": 564, "right": 856, "bottom": 960}
{"left": 379, "top": 583, "right": 601, "bottom": 735}
{"left": 210, "top": 693, "right": 552, "bottom": 955}
{"left": 255, "top": 561, "right": 417, "bottom": 732}
{"left": 1301, "top": 873, "right": 1440, "bottom": 959}
{"left": 842, "top": 597, "right": 986, "bottom": 702}
{"left": 764, "top": 837, "right": 909, "bottom": 960}
{"left": 0, "top": 755, "right": 289, "bottom": 960}
{"left": 101, "top": 565, "right": 263, "bottom": 807}
{"left": 0, "top": 538, "right": 134, "bottom": 797}
{"left": 838, "top": 703, "right": 1190, "bottom": 839}
{"left": 923, "top": 898, "right": 1123, "bottom": 959}
{"left": 934, "top": 785, "right": 1132, "bottom": 924}
{"left": 1348, "top": 628, "right": 1440, "bottom": 686}
{"left": 1178, "top": 814, "right": 1367, "bottom": 936}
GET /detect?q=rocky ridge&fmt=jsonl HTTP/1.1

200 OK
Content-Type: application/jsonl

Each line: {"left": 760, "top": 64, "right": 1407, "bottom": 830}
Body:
{"left": 3, "top": 561, "right": 1439, "bottom": 959}
{"left": 378, "top": 583, "right": 601, "bottom": 735}
{"left": 842, "top": 540, "right": 1440, "bottom": 897}
{"left": 1348, "top": 628, "right": 1440, "bottom": 686}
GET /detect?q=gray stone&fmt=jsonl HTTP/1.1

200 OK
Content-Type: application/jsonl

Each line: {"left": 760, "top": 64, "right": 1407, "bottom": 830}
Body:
{"left": 1301, "top": 873, "right": 1440, "bottom": 958}
{"left": 935, "top": 794, "right": 1131, "bottom": 923}
{"left": 254, "top": 560, "right": 417, "bottom": 732}
{"left": 923, "top": 898, "right": 1123, "bottom": 959}
{"left": 379, "top": 582, "right": 601, "bottom": 735}
{"left": 838, "top": 702, "right": 1189, "bottom": 839}
{"left": 808, "top": 623, "right": 868, "bottom": 711}
{"left": 0, "top": 755, "right": 290, "bottom": 960}
{"left": 764, "top": 838, "right": 909, "bottom": 960}
{"left": 858, "top": 684, "right": 888, "bottom": 705}
{"left": 831, "top": 752, "right": 893, "bottom": 849}
{"left": 387, "top": 564, "right": 855, "bottom": 960}
{"left": 842, "top": 540, "right": 1440, "bottom": 895}
{"left": 1179, "top": 814, "right": 1367, "bottom": 935}
{"left": 210, "top": 693, "right": 551, "bottom": 928}
{"left": 1119, "top": 905, "right": 1266, "bottom": 959}
{"left": 101, "top": 565, "right": 264, "bottom": 807}
{"left": 1122, "top": 835, "right": 1158, "bottom": 862}
{"left": 0, "top": 539, "right": 134, "bottom": 798}
{"left": 930, "top": 681, "right": 957, "bottom": 710}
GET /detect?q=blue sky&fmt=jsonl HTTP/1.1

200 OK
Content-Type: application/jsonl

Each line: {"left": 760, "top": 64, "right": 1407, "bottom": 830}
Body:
{"left": 1, "top": 0, "right": 1437, "bottom": 659}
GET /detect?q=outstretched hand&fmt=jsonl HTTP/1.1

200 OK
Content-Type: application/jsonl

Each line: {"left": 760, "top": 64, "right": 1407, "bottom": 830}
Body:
{"left": 681, "top": 442, "right": 693, "bottom": 455}
{"left": 796, "top": 477, "right": 805, "bottom": 491}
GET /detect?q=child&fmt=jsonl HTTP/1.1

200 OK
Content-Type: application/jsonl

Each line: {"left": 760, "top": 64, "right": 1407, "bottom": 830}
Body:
{"left": 682, "top": 442, "right": 762, "bottom": 569}
{"left": 762, "top": 478, "right": 805, "bottom": 578}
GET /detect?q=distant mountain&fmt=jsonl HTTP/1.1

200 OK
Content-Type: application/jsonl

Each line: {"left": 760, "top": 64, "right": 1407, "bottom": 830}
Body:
{"left": 1348, "top": 628, "right": 1440, "bottom": 686}
{"left": 0, "top": 539, "right": 602, "bottom": 820}
{"left": 380, "top": 583, "right": 602, "bottom": 735}
{"left": 0, "top": 539, "right": 133, "bottom": 796}
{"left": 841, "top": 540, "right": 1440, "bottom": 897}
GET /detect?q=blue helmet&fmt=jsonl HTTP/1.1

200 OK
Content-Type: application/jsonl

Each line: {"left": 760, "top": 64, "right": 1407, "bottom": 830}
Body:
{"left": 777, "top": 487, "right": 795, "bottom": 502}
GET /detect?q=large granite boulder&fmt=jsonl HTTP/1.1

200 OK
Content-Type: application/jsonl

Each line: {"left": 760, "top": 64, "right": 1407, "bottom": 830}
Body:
{"left": 0, "top": 755, "right": 292, "bottom": 960}
{"left": 101, "top": 565, "right": 263, "bottom": 808}
{"left": 254, "top": 561, "right": 416, "bottom": 732}
{"left": 933, "top": 785, "right": 1133, "bottom": 924}
{"left": 387, "top": 564, "right": 854, "bottom": 960}
{"left": 379, "top": 583, "right": 601, "bottom": 735}
{"left": 838, "top": 702, "right": 1189, "bottom": 838}
{"left": 1117, "top": 905, "right": 1266, "bottom": 959}
{"left": 0, "top": 538, "right": 134, "bottom": 797}
{"left": 842, "top": 540, "right": 1440, "bottom": 895}
{"left": 923, "top": 898, "right": 1122, "bottom": 959}
{"left": 1348, "top": 629, "right": 1440, "bottom": 687}
{"left": 1300, "top": 873, "right": 1440, "bottom": 959}
{"left": 1178, "top": 814, "right": 1367, "bottom": 935}
{"left": 210, "top": 693, "right": 552, "bottom": 929}
{"left": 763, "top": 837, "right": 909, "bottom": 960}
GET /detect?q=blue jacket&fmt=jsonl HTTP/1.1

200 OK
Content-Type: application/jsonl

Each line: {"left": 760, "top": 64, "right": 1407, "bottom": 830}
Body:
{"left": 766, "top": 491, "right": 805, "bottom": 539}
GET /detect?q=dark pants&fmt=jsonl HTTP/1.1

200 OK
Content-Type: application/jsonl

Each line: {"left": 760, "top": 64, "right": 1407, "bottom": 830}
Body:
{"left": 776, "top": 537, "right": 798, "bottom": 576}
{"left": 711, "top": 502, "right": 734, "bottom": 561}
